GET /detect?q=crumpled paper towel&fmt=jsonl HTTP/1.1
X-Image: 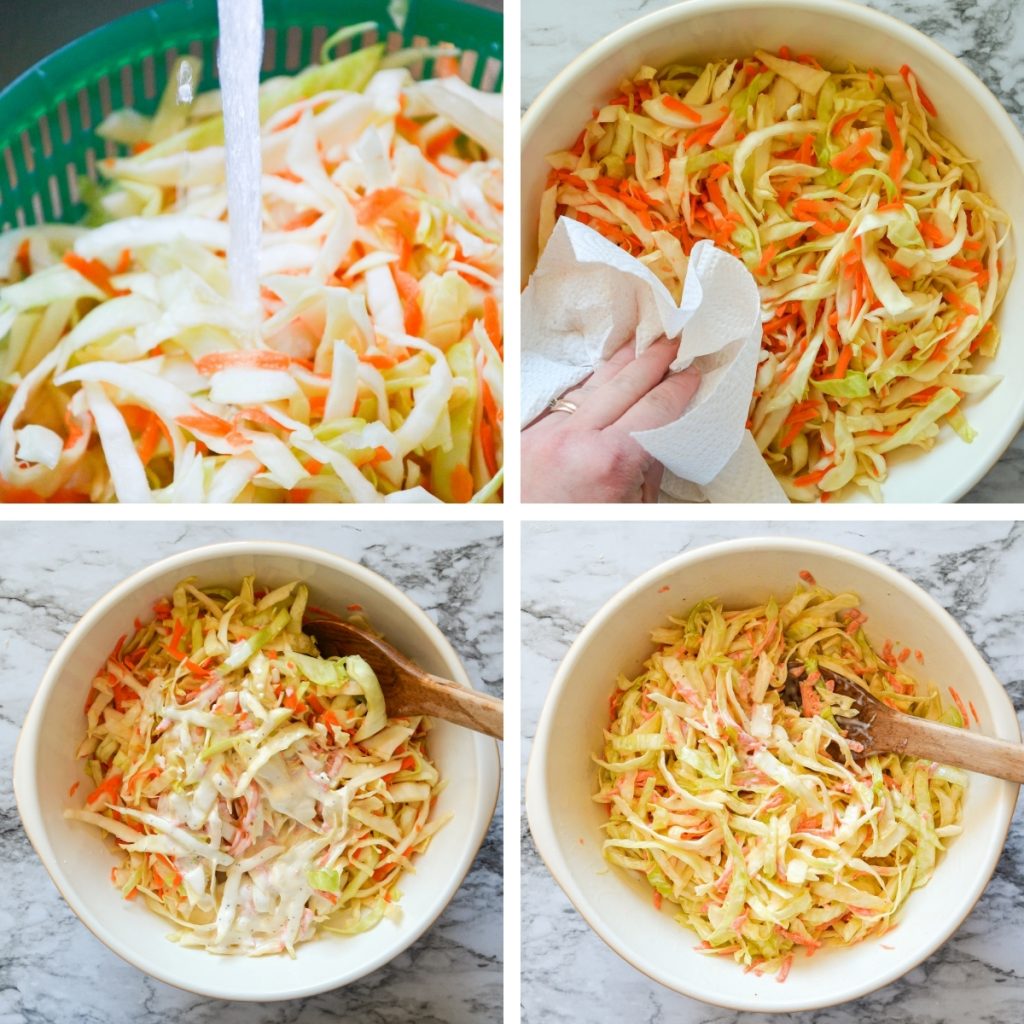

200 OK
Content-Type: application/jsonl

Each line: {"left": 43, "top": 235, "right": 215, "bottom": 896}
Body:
{"left": 522, "top": 217, "right": 788, "bottom": 502}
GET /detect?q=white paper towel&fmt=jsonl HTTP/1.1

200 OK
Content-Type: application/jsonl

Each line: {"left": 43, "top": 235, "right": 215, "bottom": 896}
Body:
{"left": 521, "top": 217, "right": 788, "bottom": 501}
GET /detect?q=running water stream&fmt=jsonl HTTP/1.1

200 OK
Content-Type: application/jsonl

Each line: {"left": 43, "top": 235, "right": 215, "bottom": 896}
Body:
{"left": 216, "top": 0, "right": 265, "bottom": 329}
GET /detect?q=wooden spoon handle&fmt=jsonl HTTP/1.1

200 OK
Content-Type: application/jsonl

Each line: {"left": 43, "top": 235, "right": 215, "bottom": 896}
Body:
{"left": 411, "top": 675, "right": 504, "bottom": 740}
{"left": 883, "top": 715, "right": 1024, "bottom": 784}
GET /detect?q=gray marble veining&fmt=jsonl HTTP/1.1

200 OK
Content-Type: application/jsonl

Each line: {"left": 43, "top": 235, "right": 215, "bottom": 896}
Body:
{"left": 0, "top": 522, "right": 503, "bottom": 1024}
{"left": 521, "top": 520, "right": 1024, "bottom": 1023}
{"left": 522, "top": 0, "right": 1024, "bottom": 502}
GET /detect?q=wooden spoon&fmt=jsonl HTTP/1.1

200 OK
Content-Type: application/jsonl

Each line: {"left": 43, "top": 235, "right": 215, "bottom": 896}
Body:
{"left": 784, "top": 662, "right": 1024, "bottom": 783}
{"left": 305, "top": 618, "right": 503, "bottom": 740}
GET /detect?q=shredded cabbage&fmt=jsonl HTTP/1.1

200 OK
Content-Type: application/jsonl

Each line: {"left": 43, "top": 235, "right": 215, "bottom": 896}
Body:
{"left": 0, "top": 41, "right": 503, "bottom": 503}
{"left": 543, "top": 51, "right": 1011, "bottom": 501}
{"left": 66, "top": 576, "right": 448, "bottom": 955}
{"left": 596, "top": 582, "right": 965, "bottom": 976}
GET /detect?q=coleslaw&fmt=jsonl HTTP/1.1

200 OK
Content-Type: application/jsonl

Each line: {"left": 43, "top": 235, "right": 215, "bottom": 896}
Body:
{"left": 0, "top": 37, "right": 503, "bottom": 503}
{"left": 541, "top": 51, "right": 1011, "bottom": 501}
{"left": 66, "top": 576, "right": 447, "bottom": 955}
{"left": 596, "top": 581, "right": 966, "bottom": 976}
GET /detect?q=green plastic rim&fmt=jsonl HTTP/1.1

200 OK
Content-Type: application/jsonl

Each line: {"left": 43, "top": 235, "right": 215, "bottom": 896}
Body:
{"left": 0, "top": 0, "right": 502, "bottom": 229}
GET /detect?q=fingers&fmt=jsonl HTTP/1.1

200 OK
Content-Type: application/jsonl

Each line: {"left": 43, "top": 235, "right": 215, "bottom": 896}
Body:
{"left": 610, "top": 365, "right": 701, "bottom": 435}
{"left": 528, "top": 346, "right": 637, "bottom": 430}
{"left": 571, "top": 339, "right": 679, "bottom": 430}
{"left": 573, "top": 341, "right": 642, "bottom": 393}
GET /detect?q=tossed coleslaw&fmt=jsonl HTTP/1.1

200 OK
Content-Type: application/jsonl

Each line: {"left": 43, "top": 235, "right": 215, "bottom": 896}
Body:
{"left": 541, "top": 50, "right": 1011, "bottom": 501}
{"left": 0, "top": 36, "right": 503, "bottom": 503}
{"left": 66, "top": 577, "right": 447, "bottom": 955}
{"left": 596, "top": 582, "right": 966, "bottom": 977}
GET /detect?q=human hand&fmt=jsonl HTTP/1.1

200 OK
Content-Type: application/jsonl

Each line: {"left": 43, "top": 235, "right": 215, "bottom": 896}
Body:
{"left": 521, "top": 338, "right": 700, "bottom": 503}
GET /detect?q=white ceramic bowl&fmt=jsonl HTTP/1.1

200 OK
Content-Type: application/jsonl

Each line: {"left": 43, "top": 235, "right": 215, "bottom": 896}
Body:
{"left": 13, "top": 541, "right": 500, "bottom": 1001}
{"left": 521, "top": 0, "right": 1024, "bottom": 502}
{"left": 526, "top": 537, "right": 1020, "bottom": 1011}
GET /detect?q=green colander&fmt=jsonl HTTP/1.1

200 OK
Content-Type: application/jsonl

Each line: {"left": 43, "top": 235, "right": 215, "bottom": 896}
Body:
{"left": 0, "top": 0, "right": 502, "bottom": 230}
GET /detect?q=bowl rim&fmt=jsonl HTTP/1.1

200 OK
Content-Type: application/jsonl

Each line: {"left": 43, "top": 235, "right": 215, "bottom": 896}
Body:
{"left": 520, "top": 0, "right": 1024, "bottom": 502}
{"left": 525, "top": 536, "right": 1021, "bottom": 1011}
{"left": 13, "top": 539, "right": 501, "bottom": 1002}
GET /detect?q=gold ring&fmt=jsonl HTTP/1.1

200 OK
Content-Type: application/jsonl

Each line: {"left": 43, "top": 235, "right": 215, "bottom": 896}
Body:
{"left": 549, "top": 398, "right": 579, "bottom": 415}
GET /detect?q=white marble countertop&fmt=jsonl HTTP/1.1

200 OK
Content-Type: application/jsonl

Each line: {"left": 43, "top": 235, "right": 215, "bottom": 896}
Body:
{"left": 522, "top": 0, "right": 1024, "bottom": 502}
{"left": 0, "top": 522, "right": 502, "bottom": 1024}
{"left": 521, "top": 520, "right": 1024, "bottom": 1023}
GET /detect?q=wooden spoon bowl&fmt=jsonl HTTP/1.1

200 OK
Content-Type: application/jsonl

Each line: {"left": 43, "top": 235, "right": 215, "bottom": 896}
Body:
{"left": 785, "top": 661, "right": 1024, "bottom": 782}
{"left": 305, "top": 617, "right": 503, "bottom": 740}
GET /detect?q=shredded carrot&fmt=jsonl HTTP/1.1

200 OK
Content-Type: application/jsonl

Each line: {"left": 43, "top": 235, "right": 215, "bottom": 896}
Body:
{"left": 899, "top": 64, "right": 938, "bottom": 116}
{"left": 136, "top": 411, "right": 164, "bottom": 466}
{"left": 361, "top": 351, "right": 398, "bottom": 370}
{"left": 755, "top": 244, "right": 778, "bottom": 277}
{"left": 945, "top": 290, "right": 979, "bottom": 317}
{"left": 395, "top": 113, "right": 421, "bottom": 137}
{"left": 355, "top": 187, "right": 413, "bottom": 228}
{"left": 86, "top": 773, "right": 123, "bottom": 806}
{"left": 793, "top": 468, "right": 830, "bottom": 489}
{"left": 15, "top": 238, "right": 31, "bottom": 277}
{"left": 792, "top": 198, "right": 832, "bottom": 220}
{"left": 830, "top": 111, "right": 861, "bottom": 138}
{"left": 829, "top": 344, "right": 853, "bottom": 380}
{"left": 167, "top": 618, "right": 187, "bottom": 661}
{"left": 450, "top": 463, "right": 474, "bottom": 503}
{"left": 425, "top": 125, "right": 461, "bottom": 160}
{"left": 482, "top": 294, "right": 502, "bottom": 353}
{"left": 282, "top": 209, "right": 321, "bottom": 231}
{"left": 684, "top": 116, "right": 727, "bottom": 150}
{"left": 194, "top": 350, "right": 292, "bottom": 375}
{"left": 393, "top": 268, "right": 423, "bottom": 336}
{"left": 353, "top": 445, "right": 393, "bottom": 468}
{"left": 779, "top": 417, "right": 813, "bottom": 450}
{"left": 662, "top": 95, "right": 702, "bottom": 122}
{"left": 830, "top": 131, "right": 874, "bottom": 172}
{"left": 480, "top": 418, "right": 499, "bottom": 477}
{"left": 62, "top": 251, "right": 128, "bottom": 297}
{"left": 919, "top": 221, "right": 951, "bottom": 246}
{"left": 177, "top": 408, "right": 235, "bottom": 437}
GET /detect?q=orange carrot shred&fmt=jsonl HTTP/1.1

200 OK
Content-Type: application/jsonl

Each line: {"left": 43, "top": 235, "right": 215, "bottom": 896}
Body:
{"left": 425, "top": 126, "right": 461, "bottom": 160}
{"left": 900, "top": 64, "right": 938, "bottom": 116}
{"left": 793, "top": 468, "right": 830, "bottom": 488}
{"left": 450, "top": 463, "right": 474, "bottom": 503}
{"left": 62, "top": 251, "right": 128, "bottom": 297}
{"left": 483, "top": 295, "right": 502, "bottom": 353}
{"left": 15, "top": 238, "right": 31, "bottom": 277}
{"left": 663, "top": 95, "right": 702, "bottom": 122}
